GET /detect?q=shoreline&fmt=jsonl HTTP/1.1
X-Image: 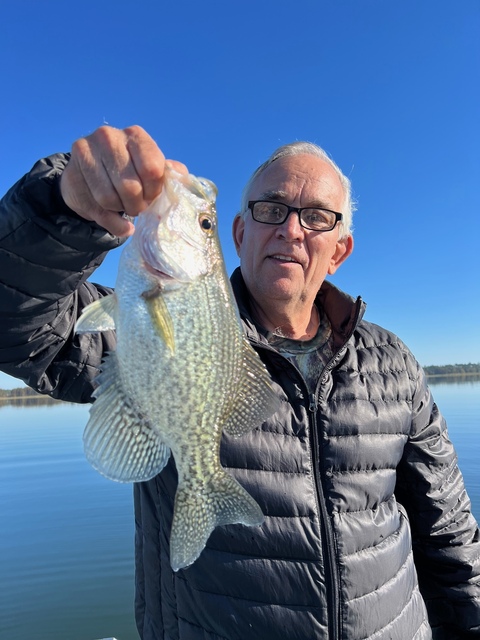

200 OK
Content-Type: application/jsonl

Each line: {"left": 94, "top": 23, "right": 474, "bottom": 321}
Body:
{"left": 1, "top": 369, "right": 480, "bottom": 398}
{"left": 425, "top": 372, "right": 480, "bottom": 379}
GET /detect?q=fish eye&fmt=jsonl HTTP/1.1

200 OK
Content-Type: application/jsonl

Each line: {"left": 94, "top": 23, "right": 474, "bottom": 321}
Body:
{"left": 199, "top": 215, "right": 215, "bottom": 233}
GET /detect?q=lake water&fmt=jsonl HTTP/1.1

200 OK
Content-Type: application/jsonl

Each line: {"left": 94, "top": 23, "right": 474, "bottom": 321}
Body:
{"left": 1, "top": 379, "right": 479, "bottom": 640}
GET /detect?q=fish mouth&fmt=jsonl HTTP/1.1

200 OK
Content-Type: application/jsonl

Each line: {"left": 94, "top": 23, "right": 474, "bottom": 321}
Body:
{"left": 134, "top": 166, "right": 215, "bottom": 287}
{"left": 143, "top": 249, "right": 194, "bottom": 284}
{"left": 138, "top": 214, "right": 200, "bottom": 285}
{"left": 143, "top": 260, "right": 176, "bottom": 281}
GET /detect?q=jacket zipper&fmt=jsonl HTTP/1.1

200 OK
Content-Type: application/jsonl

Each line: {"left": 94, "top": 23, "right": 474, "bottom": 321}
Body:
{"left": 309, "top": 299, "right": 363, "bottom": 638}
{"left": 254, "top": 343, "right": 343, "bottom": 640}
{"left": 310, "top": 298, "right": 361, "bottom": 640}
{"left": 247, "top": 297, "right": 363, "bottom": 640}
{"left": 309, "top": 348, "right": 347, "bottom": 640}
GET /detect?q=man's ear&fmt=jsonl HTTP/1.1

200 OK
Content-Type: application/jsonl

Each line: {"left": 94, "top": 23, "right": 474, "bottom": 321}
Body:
{"left": 328, "top": 235, "right": 354, "bottom": 275}
{"left": 232, "top": 214, "right": 245, "bottom": 257}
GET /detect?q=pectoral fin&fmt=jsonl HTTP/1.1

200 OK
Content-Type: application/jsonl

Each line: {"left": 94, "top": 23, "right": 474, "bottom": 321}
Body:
{"left": 142, "top": 285, "right": 175, "bottom": 353}
{"left": 75, "top": 294, "right": 117, "bottom": 333}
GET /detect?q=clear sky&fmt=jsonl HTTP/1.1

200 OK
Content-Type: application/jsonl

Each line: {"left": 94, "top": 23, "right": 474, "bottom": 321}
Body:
{"left": 0, "top": 0, "right": 479, "bottom": 389}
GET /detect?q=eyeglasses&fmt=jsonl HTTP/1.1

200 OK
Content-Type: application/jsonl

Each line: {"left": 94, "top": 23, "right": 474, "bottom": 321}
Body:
{"left": 248, "top": 200, "right": 343, "bottom": 232}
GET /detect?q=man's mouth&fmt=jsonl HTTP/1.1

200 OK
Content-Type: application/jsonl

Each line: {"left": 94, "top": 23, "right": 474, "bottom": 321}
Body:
{"left": 270, "top": 254, "right": 301, "bottom": 264}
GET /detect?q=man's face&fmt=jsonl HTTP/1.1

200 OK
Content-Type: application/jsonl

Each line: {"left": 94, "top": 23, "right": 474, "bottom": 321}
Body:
{"left": 233, "top": 154, "right": 353, "bottom": 312}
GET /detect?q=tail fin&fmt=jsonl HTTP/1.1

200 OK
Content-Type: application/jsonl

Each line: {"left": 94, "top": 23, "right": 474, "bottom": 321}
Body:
{"left": 170, "top": 470, "right": 264, "bottom": 571}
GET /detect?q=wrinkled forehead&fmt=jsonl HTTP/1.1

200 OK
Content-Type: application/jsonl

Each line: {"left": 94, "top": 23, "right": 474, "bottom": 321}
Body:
{"left": 247, "top": 154, "right": 345, "bottom": 210}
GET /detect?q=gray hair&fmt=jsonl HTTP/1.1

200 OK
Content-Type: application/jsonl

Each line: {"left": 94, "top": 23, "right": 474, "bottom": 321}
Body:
{"left": 240, "top": 141, "right": 355, "bottom": 237}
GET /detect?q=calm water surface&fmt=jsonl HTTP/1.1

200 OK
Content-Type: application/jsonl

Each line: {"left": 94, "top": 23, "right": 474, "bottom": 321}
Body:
{"left": 0, "top": 403, "right": 138, "bottom": 640}
{"left": 1, "top": 379, "right": 479, "bottom": 640}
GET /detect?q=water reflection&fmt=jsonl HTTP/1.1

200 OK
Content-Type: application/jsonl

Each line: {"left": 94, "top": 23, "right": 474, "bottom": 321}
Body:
{"left": 0, "top": 395, "right": 60, "bottom": 407}
{"left": 0, "top": 404, "right": 139, "bottom": 640}
{"left": 0, "top": 379, "right": 478, "bottom": 640}
{"left": 428, "top": 374, "right": 480, "bottom": 386}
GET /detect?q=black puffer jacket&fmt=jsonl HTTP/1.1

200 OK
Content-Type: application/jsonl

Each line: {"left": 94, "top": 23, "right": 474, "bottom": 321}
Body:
{"left": 1, "top": 155, "right": 480, "bottom": 640}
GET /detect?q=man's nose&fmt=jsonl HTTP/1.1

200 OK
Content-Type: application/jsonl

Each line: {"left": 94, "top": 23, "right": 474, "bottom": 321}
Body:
{"left": 275, "top": 210, "right": 304, "bottom": 240}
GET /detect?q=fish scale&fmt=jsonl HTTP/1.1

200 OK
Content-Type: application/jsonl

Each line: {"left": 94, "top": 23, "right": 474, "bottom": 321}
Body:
{"left": 75, "top": 166, "right": 278, "bottom": 570}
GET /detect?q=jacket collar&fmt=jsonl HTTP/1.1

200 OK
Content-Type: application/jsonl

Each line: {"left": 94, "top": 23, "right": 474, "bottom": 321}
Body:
{"left": 230, "top": 267, "right": 366, "bottom": 350}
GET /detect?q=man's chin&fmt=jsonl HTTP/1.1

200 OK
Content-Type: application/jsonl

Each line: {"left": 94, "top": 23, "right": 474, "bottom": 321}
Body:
{"left": 261, "top": 278, "right": 302, "bottom": 301}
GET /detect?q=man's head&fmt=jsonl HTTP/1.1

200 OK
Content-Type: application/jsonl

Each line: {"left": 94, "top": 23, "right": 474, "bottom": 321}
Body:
{"left": 239, "top": 142, "right": 354, "bottom": 238}
{"left": 232, "top": 143, "right": 354, "bottom": 319}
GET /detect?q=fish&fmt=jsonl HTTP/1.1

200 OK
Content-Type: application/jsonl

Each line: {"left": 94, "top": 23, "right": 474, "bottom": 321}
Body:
{"left": 75, "top": 164, "right": 278, "bottom": 571}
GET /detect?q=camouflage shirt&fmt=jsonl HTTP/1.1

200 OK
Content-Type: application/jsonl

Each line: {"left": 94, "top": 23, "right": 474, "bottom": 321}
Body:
{"left": 265, "top": 306, "right": 334, "bottom": 394}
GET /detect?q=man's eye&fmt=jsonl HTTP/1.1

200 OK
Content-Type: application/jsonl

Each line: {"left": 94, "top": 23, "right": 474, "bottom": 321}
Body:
{"left": 305, "top": 211, "right": 324, "bottom": 223}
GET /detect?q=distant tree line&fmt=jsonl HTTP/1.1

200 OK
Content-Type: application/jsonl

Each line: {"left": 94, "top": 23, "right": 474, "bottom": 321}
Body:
{"left": 0, "top": 386, "right": 61, "bottom": 407}
{"left": 424, "top": 363, "right": 480, "bottom": 377}
{"left": 1, "top": 363, "right": 479, "bottom": 401}
{"left": 0, "top": 386, "right": 40, "bottom": 399}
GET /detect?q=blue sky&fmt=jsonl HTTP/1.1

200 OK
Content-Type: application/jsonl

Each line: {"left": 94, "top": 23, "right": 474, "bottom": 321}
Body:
{"left": 0, "top": 0, "right": 479, "bottom": 389}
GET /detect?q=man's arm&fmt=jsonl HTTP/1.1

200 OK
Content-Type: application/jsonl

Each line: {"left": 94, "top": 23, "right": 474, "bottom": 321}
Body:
{"left": 0, "top": 153, "right": 125, "bottom": 402}
{"left": 396, "top": 355, "right": 480, "bottom": 638}
{"left": 0, "top": 125, "right": 183, "bottom": 403}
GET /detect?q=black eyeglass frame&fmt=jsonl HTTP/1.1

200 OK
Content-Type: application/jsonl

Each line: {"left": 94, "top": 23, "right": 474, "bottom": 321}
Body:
{"left": 247, "top": 200, "right": 343, "bottom": 232}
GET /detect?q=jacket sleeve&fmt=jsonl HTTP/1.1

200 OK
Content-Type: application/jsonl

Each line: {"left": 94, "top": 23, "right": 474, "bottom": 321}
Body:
{"left": 0, "top": 153, "right": 126, "bottom": 403}
{"left": 395, "top": 354, "right": 480, "bottom": 639}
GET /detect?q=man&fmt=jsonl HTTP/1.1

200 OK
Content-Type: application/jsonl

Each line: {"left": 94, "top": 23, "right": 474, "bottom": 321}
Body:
{"left": 0, "top": 125, "right": 479, "bottom": 640}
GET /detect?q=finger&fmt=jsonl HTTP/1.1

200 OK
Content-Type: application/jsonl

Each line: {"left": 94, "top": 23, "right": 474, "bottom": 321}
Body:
{"left": 86, "top": 126, "right": 148, "bottom": 215}
{"left": 63, "top": 134, "right": 126, "bottom": 214}
{"left": 125, "top": 125, "right": 166, "bottom": 205}
{"left": 62, "top": 126, "right": 182, "bottom": 231}
{"left": 60, "top": 163, "right": 135, "bottom": 237}
{"left": 166, "top": 159, "right": 189, "bottom": 176}
{"left": 60, "top": 166, "right": 135, "bottom": 237}
{"left": 60, "top": 154, "right": 121, "bottom": 220}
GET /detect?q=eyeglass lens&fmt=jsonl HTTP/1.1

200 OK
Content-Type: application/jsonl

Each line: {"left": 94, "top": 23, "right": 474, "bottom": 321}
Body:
{"left": 251, "top": 201, "right": 339, "bottom": 231}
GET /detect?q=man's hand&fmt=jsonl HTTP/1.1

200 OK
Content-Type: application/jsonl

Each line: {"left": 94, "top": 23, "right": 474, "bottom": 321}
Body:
{"left": 60, "top": 125, "right": 186, "bottom": 237}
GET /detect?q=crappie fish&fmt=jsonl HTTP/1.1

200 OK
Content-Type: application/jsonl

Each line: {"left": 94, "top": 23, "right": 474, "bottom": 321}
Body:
{"left": 75, "top": 165, "right": 278, "bottom": 571}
